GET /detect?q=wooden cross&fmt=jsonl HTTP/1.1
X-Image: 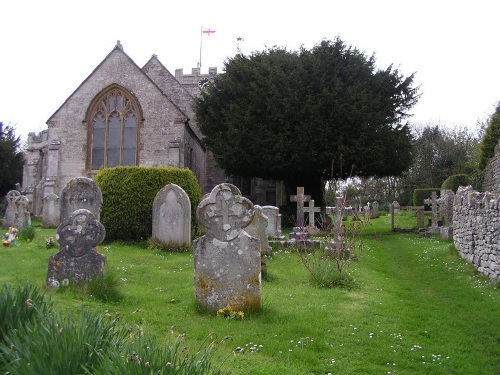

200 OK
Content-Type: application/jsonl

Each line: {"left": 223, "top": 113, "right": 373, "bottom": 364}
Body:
{"left": 290, "top": 187, "right": 311, "bottom": 227}
{"left": 305, "top": 199, "right": 321, "bottom": 227}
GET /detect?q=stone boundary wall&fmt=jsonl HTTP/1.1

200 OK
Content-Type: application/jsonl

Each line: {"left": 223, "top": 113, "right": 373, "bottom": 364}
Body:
{"left": 482, "top": 140, "right": 500, "bottom": 194}
{"left": 453, "top": 186, "right": 499, "bottom": 282}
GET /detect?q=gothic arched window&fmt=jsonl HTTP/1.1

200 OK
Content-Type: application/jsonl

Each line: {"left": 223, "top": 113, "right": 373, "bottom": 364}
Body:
{"left": 87, "top": 86, "right": 141, "bottom": 170}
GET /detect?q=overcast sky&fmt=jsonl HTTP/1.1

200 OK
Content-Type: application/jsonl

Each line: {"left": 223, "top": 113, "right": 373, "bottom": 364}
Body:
{"left": 1, "top": 0, "right": 498, "bottom": 141}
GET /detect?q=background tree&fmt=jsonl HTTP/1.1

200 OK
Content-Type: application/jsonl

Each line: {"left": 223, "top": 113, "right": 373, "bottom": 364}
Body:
{"left": 397, "top": 124, "right": 480, "bottom": 203}
{"left": 0, "top": 122, "right": 24, "bottom": 198}
{"left": 195, "top": 38, "right": 419, "bottom": 204}
{"left": 479, "top": 102, "right": 500, "bottom": 170}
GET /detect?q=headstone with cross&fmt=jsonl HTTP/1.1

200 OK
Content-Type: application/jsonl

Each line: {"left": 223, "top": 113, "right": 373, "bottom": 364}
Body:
{"left": 305, "top": 199, "right": 321, "bottom": 228}
{"left": 14, "top": 195, "right": 31, "bottom": 230}
{"left": 424, "top": 191, "right": 442, "bottom": 229}
{"left": 3, "top": 190, "right": 21, "bottom": 228}
{"left": 46, "top": 209, "right": 106, "bottom": 287}
{"left": 194, "top": 183, "right": 261, "bottom": 312}
{"left": 290, "top": 187, "right": 311, "bottom": 227}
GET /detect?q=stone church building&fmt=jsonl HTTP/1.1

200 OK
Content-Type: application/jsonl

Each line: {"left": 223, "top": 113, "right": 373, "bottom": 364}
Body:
{"left": 22, "top": 41, "right": 280, "bottom": 217}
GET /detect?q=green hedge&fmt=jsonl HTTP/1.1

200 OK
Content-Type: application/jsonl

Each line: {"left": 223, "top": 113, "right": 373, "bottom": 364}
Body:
{"left": 441, "top": 174, "right": 469, "bottom": 192}
{"left": 413, "top": 188, "right": 440, "bottom": 208}
{"left": 94, "top": 166, "right": 202, "bottom": 241}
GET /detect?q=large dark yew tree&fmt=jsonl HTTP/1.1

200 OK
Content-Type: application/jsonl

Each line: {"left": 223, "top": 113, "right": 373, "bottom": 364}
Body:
{"left": 0, "top": 122, "right": 24, "bottom": 197}
{"left": 195, "top": 38, "right": 419, "bottom": 203}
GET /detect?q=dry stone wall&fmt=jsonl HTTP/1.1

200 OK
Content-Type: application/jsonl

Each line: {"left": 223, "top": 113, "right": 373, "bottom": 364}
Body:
{"left": 453, "top": 186, "right": 499, "bottom": 282}
{"left": 482, "top": 140, "right": 500, "bottom": 193}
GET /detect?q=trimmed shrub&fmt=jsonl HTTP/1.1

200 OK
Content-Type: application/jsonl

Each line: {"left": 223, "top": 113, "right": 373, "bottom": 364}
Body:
{"left": 441, "top": 174, "right": 470, "bottom": 192}
{"left": 95, "top": 166, "right": 202, "bottom": 241}
{"left": 413, "top": 188, "right": 440, "bottom": 208}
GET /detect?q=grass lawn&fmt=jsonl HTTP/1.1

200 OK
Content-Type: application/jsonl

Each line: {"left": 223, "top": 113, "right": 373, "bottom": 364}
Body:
{"left": 1, "top": 212, "right": 499, "bottom": 374}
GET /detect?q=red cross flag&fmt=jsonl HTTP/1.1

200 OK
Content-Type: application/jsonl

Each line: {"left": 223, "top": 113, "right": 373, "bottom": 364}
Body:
{"left": 202, "top": 28, "right": 216, "bottom": 36}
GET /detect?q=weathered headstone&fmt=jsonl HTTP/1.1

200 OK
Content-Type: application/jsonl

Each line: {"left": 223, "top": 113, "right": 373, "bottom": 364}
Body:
{"left": 261, "top": 205, "right": 282, "bottom": 238}
{"left": 424, "top": 191, "right": 441, "bottom": 229}
{"left": 42, "top": 193, "right": 60, "bottom": 228}
{"left": 392, "top": 201, "right": 400, "bottom": 214}
{"left": 289, "top": 187, "right": 312, "bottom": 241}
{"left": 152, "top": 183, "right": 191, "bottom": 244}
{"left": 14, "top": 195, "right": 31, "bottom": 230}
{"left": 194, "top": 183, "right": 261, "bottom": 312}
{"left": 305, "top": 199, "right": 321, "bottom": 228}
{"left": 439, "top": 189, "right": 455, "bottom": 224}
{"left": 246, "top": 205, "right": 271, "bottom": 256}
{"left": 290, "top": 187, "right": 311, "bottom": 227}
{"left": 371, "top": 201, "right": 379, "bottom": 218}
{"left": 60, "top": 177, "right": 102, "bottom": 225}
{"left": 47, "top": 209, "right": 106, "bottom": 287}
{"left": 3, "top": 190, "right": 21, "bottom": 228}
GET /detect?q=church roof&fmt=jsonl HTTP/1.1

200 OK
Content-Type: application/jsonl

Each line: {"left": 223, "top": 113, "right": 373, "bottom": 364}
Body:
{"left": 47, "top": 42, "right": 193, "bottom": 129}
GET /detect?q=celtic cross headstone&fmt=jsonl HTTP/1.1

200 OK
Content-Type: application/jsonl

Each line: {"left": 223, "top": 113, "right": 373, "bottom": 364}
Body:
{"left": 194, "top": 183, "right": 261, "bottom": 312}
{"left": 46, "top": 209, "right": 106, "bottom": 287}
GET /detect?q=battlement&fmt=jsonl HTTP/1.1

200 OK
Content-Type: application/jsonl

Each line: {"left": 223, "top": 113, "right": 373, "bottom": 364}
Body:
{"left": 27, "top": 129, "right": 49, "bottom": 145}
{"left": 174, "top": 67, "right": 218, "bottom": 78}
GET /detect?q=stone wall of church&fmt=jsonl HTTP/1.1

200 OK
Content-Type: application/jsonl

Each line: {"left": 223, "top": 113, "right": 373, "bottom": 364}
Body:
{"left": 46, "top": 48, "right": 192, "bottom": 197}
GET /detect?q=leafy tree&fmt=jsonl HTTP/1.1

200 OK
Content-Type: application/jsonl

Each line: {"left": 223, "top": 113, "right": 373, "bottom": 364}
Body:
{"left": 195, "top": 38, "right": 419, "bottom": 204}
{"left": 398, "top": 124, "right": 480, "bottom": 203}
{"left": 479, "top": 102, "right": 500, "bottom": 170}
{"left": 0, "top": 122, "right": 24, "bottom": 197}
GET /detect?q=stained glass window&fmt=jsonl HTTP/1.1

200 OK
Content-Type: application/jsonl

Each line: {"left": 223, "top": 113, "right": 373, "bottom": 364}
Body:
{"left": 88, "top": 86, "right": 140, "bottom": 169}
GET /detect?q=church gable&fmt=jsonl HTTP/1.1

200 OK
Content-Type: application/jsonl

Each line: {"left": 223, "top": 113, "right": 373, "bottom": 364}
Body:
{"left": 44, "top": 43, "right": 195, "bottom": 192}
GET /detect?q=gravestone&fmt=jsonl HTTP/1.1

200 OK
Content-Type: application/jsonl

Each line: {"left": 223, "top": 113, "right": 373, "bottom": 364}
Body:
{"left": 289, "top": 187, "right": 312, "bottom": 240}
{"left": 392, "top": 201, "right": 400, "bottom": 214}
{"left": 60, "top": 177, "right": 102, "bottom": 225}
{"left": 194, "top": 183, "right": 261, "bottom": 312}
{"left": 290, "top": 187, "right": 310, "bottom": 227}
{"left": 47, "top": 209, "right": 106, "bottom": 287}
{"left": 371, "top": 201, "right": 379, "bottom": 218}
{"left": 152, "top": 183, "right": 191, "bottom": 244}
{"left": 246, "top": 205, "right": 271, "bottom": 256}
{"left": 14, "top": 195, "right": 31, "bottom": 230}
{"left": 261, "top": 205, "right": 282, "bottom": 238}
{"left": 439, "top": 189, "right": 455, "bottom": 224}
{"left": 3, "top": 190, "right": 21, "bottom": 228}
{"left": 305, "top": 199, "right": 321, "bottom": 228}
{"left": 42, "top": 193, "right": 60, "bottom": 228}
{"left": 424, "top": 191, "right": 441, "bottom": 230}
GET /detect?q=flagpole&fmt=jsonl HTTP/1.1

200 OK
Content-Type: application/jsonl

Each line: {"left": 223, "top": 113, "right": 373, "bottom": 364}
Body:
{"left": 199, "top": 26, "right": 203, "bottom": 68}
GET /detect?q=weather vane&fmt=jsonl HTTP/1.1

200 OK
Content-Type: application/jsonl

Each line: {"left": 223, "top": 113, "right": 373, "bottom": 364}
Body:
{"left": 236, "top": 36, "right": 244, "bottom": 54}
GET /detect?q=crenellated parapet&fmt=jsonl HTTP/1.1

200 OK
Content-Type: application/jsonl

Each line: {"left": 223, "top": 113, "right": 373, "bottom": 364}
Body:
{"left": 453, "top": 186, "right": 500, "bottom": 282}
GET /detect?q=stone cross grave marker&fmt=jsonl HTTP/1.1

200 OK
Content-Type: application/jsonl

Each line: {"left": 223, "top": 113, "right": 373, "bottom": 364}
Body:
{"left": 194, "top": 183, "right": 261, "bottom": 312}
{"left": 47, "top": 209, "right": 106, "bottom": 287}
{"left": 152, "top": 183, "right": 191, "bottom": 244}
{"left": 424, "top": 191, "right": 441, "bottom": 228}
{"left": 290, "top": 187, "right": 311, "bottom": 227}
{"left": 60, "top": 177, "right": 102, "bottom": 225}
{"left": 305, "top": 199, "right": 321, "bottom": 228}
{"left": 3, "top": 190, "right": 21, "bottom": 228}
